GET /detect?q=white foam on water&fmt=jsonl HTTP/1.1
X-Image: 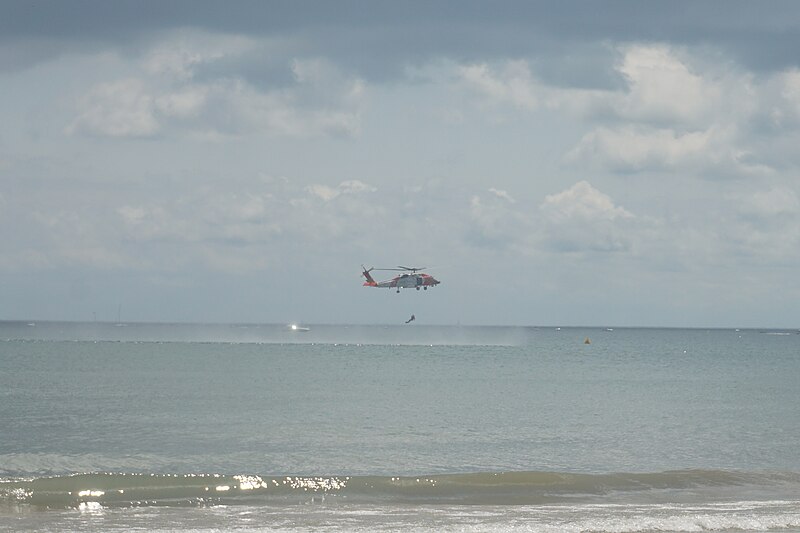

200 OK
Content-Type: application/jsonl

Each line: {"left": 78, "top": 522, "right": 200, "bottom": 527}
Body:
{"left": 6, "top": 500, "right": 798, "bottom": 533}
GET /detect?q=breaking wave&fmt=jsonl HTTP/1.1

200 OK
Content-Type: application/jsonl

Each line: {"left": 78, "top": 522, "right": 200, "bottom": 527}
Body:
{"left": 2, "top": 469, "right": 799, "bottom": 508}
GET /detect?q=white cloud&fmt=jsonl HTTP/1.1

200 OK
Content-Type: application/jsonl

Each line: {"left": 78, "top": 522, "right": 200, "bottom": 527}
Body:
{"left": 566, "top": 126, "right": 713, "bottom": 172}
{"left": 452, "top": 45, "right": 773, "bottom": 181}
{"left": 24, "top": 209, "right": 132, "bottom": 269}
{"left": 538, "top": 181, "right": 636, "bottom": 252}
{"left": 488, "top": 187, "right": 515, "bottom": 203}
{"left": 463, "top": 182, "right": 641, "bottom": 255}
{"left": 739, "top": 187, "right": 800, "bottom": 217}
{"left": 541, "top": 180, "right": 633, "bottom": 222}
{"left": 305, "top": 184, "right": 340, "bottom": 202}
{"left": 155, "top": 87, "right": 208, "bottom": 119}
{"left": 613, "top": 45, "right": 723, "bottom": 126}
{"left": 467, "top": 192, "right": 528, "bottom": 250}
{"left": 566, "top": 123, "right": 778, "bottom": 178}
{"left": 69, "top": 78, "right": 160, "bottom": 137}
{"left": 118, "top": 204, "right": 188, "bottom": 242}
{"left": 339, "top": 180, "right": 376, "bottom": 194}
{"left": 458, "top": 60, "right": 540, "bottom": 111}
{"left": 305, "top": 180, "right": 376, "bottom": 202}
{"left": 67, "top": 34, "right": 366, "bottom": 139}
{"left": 723, "top": 187, "right": 800, "bottom": 263}
{"left": 760, "top": 68, "right": 800, "bottom": 130}
{"left": 141, "top": 31, "right": 254, "bottom": 80}
{"left": 109, "top": 178, "right": 388, "bottom": 273}
{"left": 455, "top": 45, "right": 736, "bottom": 127}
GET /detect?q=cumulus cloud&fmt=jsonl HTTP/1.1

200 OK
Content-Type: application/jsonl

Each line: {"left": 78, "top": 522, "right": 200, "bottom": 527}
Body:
{"left": 466, "top": 191, "right": 529, "bottom": 250}
{"left": 758, "top": 68, "right": 800, "bottom": 131}
{"left": 723, "top": 186, "right": 800, "bottom": 263}
{"left": 115, "top": 195, "right": 279, "bottom": 273}
{"left": 555, "top": 45, "right": 777, "bottom": 178}
{"left": 119, "top": 189, "right": 284, "bottom": 246}
{"left": 108, "top": 178, "right": 387, "bottom": 273}
{"left": 141, "top": 31, "right": 254, "bottom": 80}
{"left": 462, "top": 181, "right": 643, "bottom": 255}
{"left": 538, "top": 181, "right": 636, "bottom": 252}
{"left": 488, "top": 187, "right": 516, "bottom": 203}
{"left": 67, "top": 33, "right": 366, "bottom": 139}
{"left": 612, "top": 45, "right": 724, "bottom": 127}
{"left": 566, "top": 126, "right": 713, "bottom": 173}
{"left": 566, "top": 123, "right": 778, "bottom": 178}
{"left": 453, "top": 44, "right": 779, "bottom": 180}
{"left": 458, "top": 60, "right": 540, "bottom": 111}
{"left": 738, "top": 187, "right": 800, "bottom": 218}
{"left": 305, "top": 180, "right": 377, "bottom": 202}
{"left": 69, "top": 78, "right": 160, "bottom": 137}
{"left": 456, "top": 45, "right": 734, "bottom": 123}
{"left": 541, "top": 180, "right": 632, "bottom": 221}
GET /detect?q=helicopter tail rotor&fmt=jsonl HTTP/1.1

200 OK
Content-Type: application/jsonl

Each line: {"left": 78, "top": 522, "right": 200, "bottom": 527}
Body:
{"left": 361, "top": 265, "right": 377, "bottom": 286}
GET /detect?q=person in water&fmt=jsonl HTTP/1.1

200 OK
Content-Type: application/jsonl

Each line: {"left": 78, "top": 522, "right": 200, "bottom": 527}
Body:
{"left": 405, "top": 314, "right": 415, "bottom": 324}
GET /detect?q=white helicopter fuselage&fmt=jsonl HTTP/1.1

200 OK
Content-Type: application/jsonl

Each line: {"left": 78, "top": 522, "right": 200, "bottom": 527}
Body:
{"left": 362, "top": 266, "right": 440, "bottom": 292}
{"left": 394, "top": 274, "right": 423, "bottom": 288}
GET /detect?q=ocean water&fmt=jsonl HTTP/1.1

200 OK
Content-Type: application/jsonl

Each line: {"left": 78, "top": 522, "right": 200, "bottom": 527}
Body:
{"left": 1, "top": 321, "right": 800, "bottom": 532}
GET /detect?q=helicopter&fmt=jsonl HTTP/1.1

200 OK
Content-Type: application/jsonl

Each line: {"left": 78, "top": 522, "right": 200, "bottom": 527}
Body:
{"left": 362, "top": 265, "right": 440, "bottom": 293}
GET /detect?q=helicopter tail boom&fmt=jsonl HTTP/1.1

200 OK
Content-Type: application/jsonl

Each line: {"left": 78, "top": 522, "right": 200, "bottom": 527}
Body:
{"left": 361, "top": 265, "right": 378, "bottom": 286}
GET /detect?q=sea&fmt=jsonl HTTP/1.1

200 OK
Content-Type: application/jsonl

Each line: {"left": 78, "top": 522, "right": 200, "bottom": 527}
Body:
{"left": 1, "top": 321, "right": 800, "bottom": 532}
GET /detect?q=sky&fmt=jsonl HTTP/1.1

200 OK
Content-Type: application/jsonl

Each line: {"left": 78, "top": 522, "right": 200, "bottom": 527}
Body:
{"left": 2, "top": 1, "right": 800, "bottom": 328}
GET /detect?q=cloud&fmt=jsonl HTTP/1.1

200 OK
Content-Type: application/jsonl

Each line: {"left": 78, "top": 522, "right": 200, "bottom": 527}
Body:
{"left": 455, "top": 45, "right": 736, "bottom": 124}
{"left": 462, "top": 181, "right": 645, "bottom": 256}
{"left": 8, "top": 2, "right": 800, "bottom": 80}
{"left": 466, "top": 192, "right": 529, "bottom": 250}
{"left": 155, "top": 87, "right": 209, "bottom": 119}
{"left": 738, "top": 187, "right": 800, "bottom": 218}
{"left": 755, "top": 67, "right": 800, "bottom": 132}
{"left": 538, "top": 181, "right": 636, "bottom": 252}
{"left": 458, "top": 60, "right": 540, "bottom": 111}
{"left": 108, "top": 178, "right": 388, "bottom": 273}
{"left": 452, "top": 44, "right": 781, "bottom": 181}
{"left": 541, "top": 180, "right": 632, "bottom": 222}
{"left": 488, "top": 187, "right": 515, "bottom": 203}
{"left": 566, "top": 122, "right": 780, "bottom": 178}
{"left": 305, "top": 180, "right": 377, "bottom": 202}
{"left": 305, "top": 184, "right": 340, "bottom": 202}
{"left": 66, "top": 33, "right": 366, "bottom": 139}
{"left": 566, "top": 126, "right": 714, "bottom": 173}
{"left": 611, "top": 45, "right": 724, "bottom": 127}
{"left": 69, "top": 78, "right": 160, "bottom": 137}
{"left": 24, "top": 209, "right": 132, "bottom": 269}
{"left": 141, "top": 31, "right": 254, "bottom": 80}
{"left": 723, "top": 187, "right": 800, "bottom": 264}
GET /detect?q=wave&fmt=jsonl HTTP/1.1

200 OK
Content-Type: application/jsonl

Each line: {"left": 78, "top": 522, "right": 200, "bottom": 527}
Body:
{"left": 3, "top": 469, "right": 799, "bottom": 509}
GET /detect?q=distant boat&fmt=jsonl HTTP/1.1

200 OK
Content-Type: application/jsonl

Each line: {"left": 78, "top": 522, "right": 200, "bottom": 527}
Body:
{"left": 288, "top": 324, "right": 310, "bottom": 332}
